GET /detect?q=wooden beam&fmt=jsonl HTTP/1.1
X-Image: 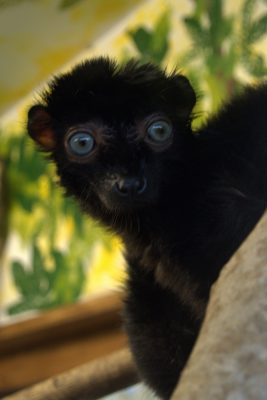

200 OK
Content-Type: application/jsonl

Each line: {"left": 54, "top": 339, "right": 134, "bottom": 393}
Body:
{"left": 3, "top": 348, "right": 138, "bottom": 400}
{"left": 0, "top": 292, "right": 123, "bottom": 355}
{"left": 0, "top": 293, "right": 127, "bottom": 395}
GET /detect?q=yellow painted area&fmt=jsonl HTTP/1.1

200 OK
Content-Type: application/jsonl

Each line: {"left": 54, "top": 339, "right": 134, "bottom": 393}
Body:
{"left": 36, "top": 46, "right": 80, "bottom": 79}
{"left": 38, "top": 175, "right": 50, "bottom": 201}
{"left": 85, "top": 238, "right": 126, "bottom": 295}
{"left": 55, "top": 215, "right": 75, "bottom": 251}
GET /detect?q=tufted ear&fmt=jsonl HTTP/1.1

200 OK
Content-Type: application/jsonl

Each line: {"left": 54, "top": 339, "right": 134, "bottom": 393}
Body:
{"left": 167, "top": 74, "right": 197, "bottom": 118}
{"left": 27, "top": 105, "right": 56, "bottom": 151}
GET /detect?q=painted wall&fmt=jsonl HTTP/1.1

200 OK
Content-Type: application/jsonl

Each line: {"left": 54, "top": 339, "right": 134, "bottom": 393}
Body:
{"left": 1, "top": 0, "right": 267, "bottom": 324}
{"left": 0, "top": 0, "right": 144, "bottom": 116}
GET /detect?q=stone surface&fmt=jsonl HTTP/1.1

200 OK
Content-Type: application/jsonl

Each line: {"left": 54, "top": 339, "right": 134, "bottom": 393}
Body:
{"left": 173, "top": 212, "right": 267, "bottom": 400}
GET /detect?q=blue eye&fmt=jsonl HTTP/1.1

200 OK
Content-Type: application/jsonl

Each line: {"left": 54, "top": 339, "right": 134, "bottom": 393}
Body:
{"left": 68, "top": 132, "right": 95, "bottom": 156}
{"left": 147, "top": 120, "right": 172, "bottom": 143}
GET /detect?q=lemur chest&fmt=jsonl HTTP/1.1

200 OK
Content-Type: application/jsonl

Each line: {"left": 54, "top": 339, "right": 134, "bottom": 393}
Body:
{"left": 139, "top": 243, "right": 206, "bottom": 319}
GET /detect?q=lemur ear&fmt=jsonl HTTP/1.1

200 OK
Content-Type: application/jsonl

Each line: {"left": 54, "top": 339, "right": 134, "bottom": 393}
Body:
{"left": 27, "top": 105, "right": 56, "bottom": 151}
{"left": 167, "top": 74, "right": 196, "bottom": 118}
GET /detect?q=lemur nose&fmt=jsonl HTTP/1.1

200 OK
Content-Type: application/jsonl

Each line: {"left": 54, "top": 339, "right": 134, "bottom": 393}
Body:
{"left": 115, "top": 177, "right": 147, "bottom": 197}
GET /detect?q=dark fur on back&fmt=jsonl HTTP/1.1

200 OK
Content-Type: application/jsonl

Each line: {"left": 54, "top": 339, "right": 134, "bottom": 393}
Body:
{"left": 27, "top": 57, "right": 267, "bottom": 399}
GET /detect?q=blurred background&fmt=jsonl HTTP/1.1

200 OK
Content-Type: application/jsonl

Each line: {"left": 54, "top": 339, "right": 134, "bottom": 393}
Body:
{"left": 0, "top": 0, "right": 267, "bottom": 398}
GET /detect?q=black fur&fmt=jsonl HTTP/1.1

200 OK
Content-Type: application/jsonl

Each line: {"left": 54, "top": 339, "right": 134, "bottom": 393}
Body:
{"left": 27, "top": 57, "right": 267, "bottom": 399}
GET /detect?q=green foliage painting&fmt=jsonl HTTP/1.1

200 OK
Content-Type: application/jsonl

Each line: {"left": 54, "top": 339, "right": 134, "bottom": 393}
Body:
{"left": 1, "top": 0, "right": 267, "bottom": 317}
{"left": 0, "top": 133, "right": 113, "bottom": 315}
{"left": 128, "top": 11, "right": 170, "bottom": 65}
{"left": 9, "top": 244, "right": 84, "bottom": 314}
{"left": 129, "top": 0, "right": 267, "bottom": 111}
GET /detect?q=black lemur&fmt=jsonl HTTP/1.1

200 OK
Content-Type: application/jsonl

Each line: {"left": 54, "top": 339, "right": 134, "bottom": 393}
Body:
{"left": 27, "top": 57, "right": 267, "bottom": 399}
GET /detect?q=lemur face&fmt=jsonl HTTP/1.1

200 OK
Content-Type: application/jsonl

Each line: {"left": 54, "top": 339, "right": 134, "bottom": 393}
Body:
{"left": 27, "top": 57, "right": 196, "bottom": 217}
